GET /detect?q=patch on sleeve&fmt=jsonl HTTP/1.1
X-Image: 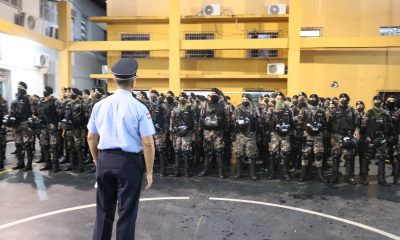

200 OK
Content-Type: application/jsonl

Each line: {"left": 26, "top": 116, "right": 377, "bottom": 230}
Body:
{"left": 146, "top": 112, "right": 151, "bottom": 119}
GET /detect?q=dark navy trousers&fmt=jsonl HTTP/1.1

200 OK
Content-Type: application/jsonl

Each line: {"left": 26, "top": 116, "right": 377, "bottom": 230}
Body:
{"left": 93, "top": 151, "right": 143, "bottom": 240}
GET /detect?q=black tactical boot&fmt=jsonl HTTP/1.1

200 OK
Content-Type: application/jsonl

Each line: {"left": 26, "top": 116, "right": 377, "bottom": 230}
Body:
{"left": 24, "top": 144, "right": 34, "bottom": 171}
{"left": 0, "top": 149, "right": 5, "bottom": 169}
{"left": 12, "top": 145, "right": 25, "bottom": 170}
{"left": 393, "top": 161, "right": 399, "bottom": 186}
{"left": 345, "top": 160, "right": 356, "bottom": 185}
{"left": 360, "top": 159, "right": 369, "bottom": 185}
{"left": 234, "top": 156, "right": 243, "bottom": 179}
{"left": 36, "top": 148, "right": 45, "bottom": 163}
{"left": 267, "top": 155, "right": 275, "bottom": 180}
{"left": 298, "top": 166, "right": 307, "bottom": 182}
{"left": 158, "top": 150, "right": 167, "bottom": 177}
{"left": 216, "top": 154, "right": 225, "bottom": 179}
{"left": 40, "top": 147, "right": 52, "bottom": 171}
{"left": 198, "top": 153, "right": 211, "bottom": 177}
{"left": 63, "top": 150, "right": 75, "bottom": 171}
{"left": 183, "top": 153, "right": 190, "bottom": 178}
{"left": 331, "top": 156, "right": 341, "bottom": 183}
{"left": 317, "top": 167, "right": 328, "bottom": 183}
{"left": 77, "top": 149, "right": 85, "bottom": 172}
{"left": 249, "top": 157, "right": 257, "bottom": 181}
{"left": 174, "top": 151, "right": 181, "bottom": 177}
{"left": 378, "top": 160, "right": 387, "bottom": 186}
{"left": 52, "top": 147, "right": 60, "bottom": 172}
{"left": 281, "top": 155, "right": 291, "bottom": 181}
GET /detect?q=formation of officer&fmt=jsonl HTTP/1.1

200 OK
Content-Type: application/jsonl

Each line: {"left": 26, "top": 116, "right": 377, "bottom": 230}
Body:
{"left": 1, "top": 79, "right": 399, "bottom": 186}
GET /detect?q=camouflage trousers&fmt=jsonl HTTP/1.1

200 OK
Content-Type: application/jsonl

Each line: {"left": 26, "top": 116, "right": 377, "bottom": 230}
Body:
{"left": 365, "top": 141, "right": 387, "bottom": 162}
{"left": 65, "top": 128, "right": 84, "bottom": 151}
{"left": 302, "top": 131, "right": 324, "bottom": 167}
{"left": 14, "top": 121, "right": 34, "bottom": 145}
{"left": 203, "top": 130, "right": 224, "bottom": 154}
{"left": 331, "top": 133, "right": 356, "bottom": 160}
{"left": 269, "top": 131, "right": 291, "bottom": 158}
{"left": 154, "top": 132, "right": 166, "bottom": 150}
{"left": 394, "top": 135, "right": 400, "bottom": 163}
{"left": 235, "top": 132, "right": 257, "bottom": 158}
{"left": 0, "top": 127, "right": 6, "bottom": 150}
{"left": 40, "top": 124, "right": 59, "bottom": 147}
{"left": 172, "top": 134, "right": 192, "bottom": 152}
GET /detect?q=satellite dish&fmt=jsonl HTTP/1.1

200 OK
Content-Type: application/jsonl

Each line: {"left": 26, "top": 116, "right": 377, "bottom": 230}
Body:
{"left": 269, "top": 5, "right": 280, "bottom": 14}
{"left": 203, "top": 5, "right": 214, "bottom": 15}
{"left": 27, "top": 16, "right": 36, "bottom": 30}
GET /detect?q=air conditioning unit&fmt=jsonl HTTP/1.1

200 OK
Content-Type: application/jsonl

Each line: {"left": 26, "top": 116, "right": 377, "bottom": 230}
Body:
{"left": 34, "top": 54, "right": 50, "bottom": 68}
{"left": 267, "top": 63, "right": 285, "bottom": 75}
{"left": 267, "top": 4, "right": 287, "bottom": 15}
{"left": 14, "top": 12, "right": 26, "bottom": 26}
{"left": 203, "top": 4, "right": 221, "bottom": 16}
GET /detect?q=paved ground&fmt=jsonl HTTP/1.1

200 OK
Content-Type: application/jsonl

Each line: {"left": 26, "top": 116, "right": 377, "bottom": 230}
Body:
{"left": 1, "top": 143, "right": 400, "bottom": 240}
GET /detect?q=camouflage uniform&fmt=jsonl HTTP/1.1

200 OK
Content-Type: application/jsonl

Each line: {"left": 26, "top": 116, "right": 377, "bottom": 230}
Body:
{"left": 297, "top": 105, "right": 328, "bottom": 182}
{"left": 0, "top": 98, "right": 8, "bottom": 169}
{"left": 165, "top": 99, "right": 177, "bottom": 165}
{"left": 267, "top": 106, "right": 294, "bottom": 180}
{"left": 10, "top": 93, "right": 34, "bottom": 170}
{"left": 169, "top": 103, "right": 196, "bottom": 177}
{"left": 57, "top": 97, "right": 71, "bottom": 163}
{"left": 257, "top": 103, "right": 270, "bottom": 166}
{"left": 224, "top": 102, "right": 235, "bottom": 168}
{"left": 355, "top": 109, "right": 367, "bottom": 177}
{"left": 233, "top": 103, "right": 259, "bottom": 180}
{"left": 38, "top": 96, "right": 60, "bottom": 171}
{"left": 198, "top": 100, "right": 228, "bottom": 178}
{"left": 151, "top": 98, "right": 169, "bottom": 176}
{"left": 62, "top": 97, "right": 88, "bottom": 171}
{"left": 327, "top": 106, "right": 358, "bottom": 184}
{"left": 360, "top": 108, "right": 392, "bottom": 185}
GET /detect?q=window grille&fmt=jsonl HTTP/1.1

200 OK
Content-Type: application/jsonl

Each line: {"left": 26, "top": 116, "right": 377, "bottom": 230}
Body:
{"left": 184, "top": 33, "right": 215, "bottom": 58}
{"left": 247, "top": 31, "right": 280, "bottom": 58}
{"left": 121, "top": 33, "right": 151, "bottom": 58}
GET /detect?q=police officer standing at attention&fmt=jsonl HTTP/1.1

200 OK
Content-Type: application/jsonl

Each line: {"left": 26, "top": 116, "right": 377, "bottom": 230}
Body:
{"left": 87, "top": 58, "right": 155, "bottom": 240}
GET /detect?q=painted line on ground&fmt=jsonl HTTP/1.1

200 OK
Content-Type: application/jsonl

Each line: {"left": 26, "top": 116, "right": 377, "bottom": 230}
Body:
{"left": 0, "top": 169, "right": 13, "bottom": 174}
{"left": 209, "top": 197, "right": 400, "bottom": 240}
{"left": 0, "top": 197, "right": 190, "bottom": 231}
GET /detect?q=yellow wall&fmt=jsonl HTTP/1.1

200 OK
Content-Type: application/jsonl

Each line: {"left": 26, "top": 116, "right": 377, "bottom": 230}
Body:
{"left": 106, "top": 0, "right": 400, "bottom": 107}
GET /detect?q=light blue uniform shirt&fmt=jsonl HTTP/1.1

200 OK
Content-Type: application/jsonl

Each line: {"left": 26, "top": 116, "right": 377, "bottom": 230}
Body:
{"left": 87, "top": 89, "right": 155, "bottom": 153}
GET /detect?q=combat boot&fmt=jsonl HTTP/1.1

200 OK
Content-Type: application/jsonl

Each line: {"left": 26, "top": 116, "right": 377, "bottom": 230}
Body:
{"left": 24, "top": 144, "right": 34, "bottom": 171}
{"left": 281, "top": 155, "right": 291, "bottom": 181}
{"left": 393, "top": 161, "right": 399, "bottom": 185}
{"left": 331, "top": 156, "right": 341, "bottom": 183}
{"left": 345, "top": 160, "right": 356, "bottom": 185}
{"left": 0, "top": 149, "right": 5, "bottom": 169}
{"left": 298, "top": 165, "right": 307, "bottom": 182}
{"left": 39, "top": 147, "right": 52, "bottom": 171}
{"left": 12, "top": 144, "right": 25, "bottom": 170}
{"left": 63, "top": 150, "right": 75, "bottom": 171}
{"left": 317, "top": 167, "right": 328, "bottom": 183}
{"left": 249, "top": 157, "right": 257, "bottom": 181}
{"left": 77, "top": 150, "right": 85, "bottom": 172}
{"left": 198, "top": 153, "right": 211, "bottom": 177}
{"left": 174, "top": 151, "right": 181, "bottom": 177}
{"left": 216, "top": 153, "right": 225, "bottom": 179}
{"left": 52, "top": 146, "right": 60, "bottom": 172}
{"left": 183, "top": 152, "right": 190, "bottom": 178}
{"left": 35, "top": 148, "right": 45, "bottom": 163}
{"left": 378, "top": 160, "right": 387, "bottom": 186}
{"left": 158, "top": 150, "right": 167, "bottom": 177}
{"left": 267, "top": 155, "right": 275, "bottom": 180}
{"left": 234, "top": 155, "right": 243, "bottom": 179}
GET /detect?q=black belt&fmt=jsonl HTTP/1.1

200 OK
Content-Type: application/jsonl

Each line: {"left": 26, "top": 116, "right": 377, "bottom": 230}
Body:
{"left": 100, "top": 148, "right": 140, "bottom": 157}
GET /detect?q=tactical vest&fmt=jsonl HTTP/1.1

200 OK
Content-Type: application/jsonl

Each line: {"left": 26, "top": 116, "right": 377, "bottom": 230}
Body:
{"left": 365, "top": 110, "right": 390, "bottom": 139}
{"left": 174, "top": 106, "right": 194, "bottom": 136}
{"left": 305, "top": 108, "right": 326, "bottom": 136}
{"left": 203, "top": 103, "right": 224, "bottom": 130}
{"left": 151, "top": 104, "right": 164, "bottom": 133}
{"left": 273, "top": 108, "right": 292, "bottom": 136}
{"left": 330, "top": 107, "right": 356, "bottom": 135}
{"left": 10, "top": 95, "right": 32, "bottom": 122}
{"left": 235, "top": 105, "right": 256, "bottom": 133}
{"left": 65, "top": 100, "right": 86, "bottom": 127}
{"left": 38, "top": 98, "right": 58, "bottom": 124}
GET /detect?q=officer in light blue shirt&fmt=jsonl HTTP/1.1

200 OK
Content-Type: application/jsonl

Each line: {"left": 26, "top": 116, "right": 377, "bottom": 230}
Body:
{"left": 87, "top": 58, "right": 155, "bottom": 240}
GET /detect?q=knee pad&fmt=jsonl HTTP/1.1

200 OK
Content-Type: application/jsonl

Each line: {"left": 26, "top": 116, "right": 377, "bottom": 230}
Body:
{"left": 302, "top": 152, "right": 312, "bottom": 161}
{"left": 314, "top": 152, "right": 324, "bottom": 161}
{"left": 215, "top": 148, "right": 224, "bottom": 156}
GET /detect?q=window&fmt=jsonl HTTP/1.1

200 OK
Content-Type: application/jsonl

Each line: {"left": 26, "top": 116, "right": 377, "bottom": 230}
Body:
{"left": 380, "top": 26, "right": 400, "bottom": 36}
{"left": 0, "top": 0, "right": 21, "bottom": 9}
{"left": 121, "top": 33, "right": 150, "bottom": 58}
{"left": 300, "top": 27, "right": 322, "bottom": 37}
{"left": 184, "top": 33, "right": 215, "bottom": 58}
{"left": 80, "top": 14, "right": 88, "bottom": 40}
{"left": 247, "top": 32, "right": 280, "bottom": 58}
{"left": 40, "top": 0, "right": 57, "bottom": 23}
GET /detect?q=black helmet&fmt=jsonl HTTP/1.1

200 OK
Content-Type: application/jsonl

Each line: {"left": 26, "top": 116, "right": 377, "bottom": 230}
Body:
{"left": 27, "top": 116, "right": 44, "bottom": 130}
{"left": 3, "top": 115, "right": 17, "bottom": 127}
{"left": 340, "top": 135, "right": 357, "bottom": 149}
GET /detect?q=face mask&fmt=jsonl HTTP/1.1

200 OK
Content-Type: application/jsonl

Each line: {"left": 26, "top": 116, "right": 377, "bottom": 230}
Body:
{"left": 292, "top": 100, "right": 299, "bottom": 106}
{"left": 150, "top": 95, "right": 158, "bottom": 103}
{"left": 179, "top": 99, "right": 187, "bottom": 105}
{"left": 264, "top": 99, "right": 269, "bottom": 105}
{"left": 242, "top": 101, "right": 250, "bottom": 107}
{"left": 374, "top": 102, "right": 382, "bottom": 108}
{"left": 167, "top": 96, "right": 174, "bottom": 104}
{"left": 275, "top": 99, "right": 285, "bottom": 111}
{"left": 17, "top": 88, "right": 26, "bottom": 96}
{"left": 271, "top": 100, "right": 276, "bottom": 106}
{"left": 357, "top": 107, "right": 365, "bottom": 113}
{"left": 43, "top": 91, "right": 50, "bottom": 97}
{"left": 95, "top": 93, "right": 102, "bottom": 100}
{"left": 340, "top": 100, "right": 349, "bottom": 107}
{"left": 386, "top": 102, "right": 395, "bottom": 109}
{"left": 210, "top": 95, "right": 219, "bottom": 104}
{"left": 309, "top": 100, "right": 318, "bottom": 106}
{"left": 70, "top": 94, "right": 77, "bottom": 100}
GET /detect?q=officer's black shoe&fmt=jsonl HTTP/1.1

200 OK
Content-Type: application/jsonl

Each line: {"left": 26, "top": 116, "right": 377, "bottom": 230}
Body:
{"left": 40, "top": 165, "right": 52, "bottom": 171}
{"left": 12, "top": 164, "right": 25, "bottom": 170}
